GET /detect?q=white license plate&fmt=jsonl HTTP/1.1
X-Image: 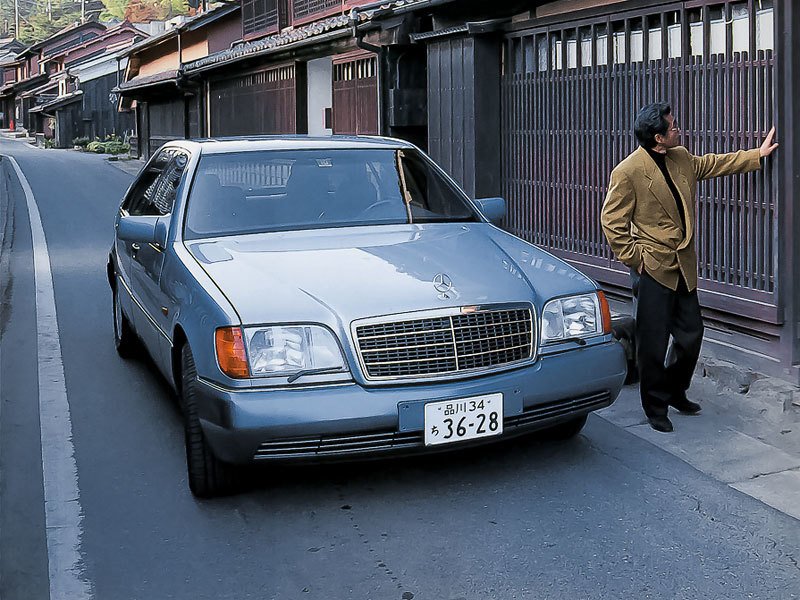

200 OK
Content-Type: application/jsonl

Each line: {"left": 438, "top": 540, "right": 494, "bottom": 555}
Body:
{"left": 424, "top": 393, "right": 503, "bottom": 446}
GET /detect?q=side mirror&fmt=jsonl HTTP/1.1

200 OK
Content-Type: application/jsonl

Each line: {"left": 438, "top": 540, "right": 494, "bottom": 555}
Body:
{"left": 117, "top": 215, "right": 169, "bottom": 248}
{"left": 475, "top": 197, "right": 506, "bottom": 226}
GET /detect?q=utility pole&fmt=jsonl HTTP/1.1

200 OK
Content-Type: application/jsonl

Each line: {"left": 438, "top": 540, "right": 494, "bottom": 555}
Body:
{"left": 14, "top": 0, "right": 19, "bottom": 38}
{"left": 47, "top": 0, "right": 51, "bottom": 21}
{"left": 81, "top": 0, "right": 85, "bottom": 23}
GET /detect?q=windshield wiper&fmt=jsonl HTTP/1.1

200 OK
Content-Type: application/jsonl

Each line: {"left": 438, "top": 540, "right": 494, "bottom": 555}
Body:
{"left": 287, "top": 367, "right": 347, "bottom": 383}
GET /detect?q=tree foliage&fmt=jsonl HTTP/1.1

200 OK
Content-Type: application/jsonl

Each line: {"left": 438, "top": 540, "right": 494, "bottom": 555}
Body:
{"left": 0, "top": 0, "right": 190, "bottom": 43}
{"left": 112, "top": 0, "right": 188, "bottom": 22}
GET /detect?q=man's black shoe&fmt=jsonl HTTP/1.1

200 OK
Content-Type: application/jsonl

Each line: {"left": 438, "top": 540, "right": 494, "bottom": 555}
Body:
{"left": 670, "top": 397, "right": 702, "bottom": 414}
{"left": 647, "top": 415, "right": 674, "bottom": 432}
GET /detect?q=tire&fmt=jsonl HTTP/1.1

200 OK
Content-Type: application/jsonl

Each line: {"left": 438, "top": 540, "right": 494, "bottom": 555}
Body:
{"left": 542, "top": 415, "right": 588, "bottom": 440}
{"left": 180, "top": 344, "right": 238, "bottom": 498}
{"left": 113, "top": 282, "right": 138, "bottom": 358}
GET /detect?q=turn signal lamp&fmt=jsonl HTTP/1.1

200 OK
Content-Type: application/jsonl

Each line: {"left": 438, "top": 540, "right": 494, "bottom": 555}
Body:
{"left": 215, "top": 327, "right": 250, "bottom": 379}
{"left": 597, "top": 291, "right": 613, "bottom": 335}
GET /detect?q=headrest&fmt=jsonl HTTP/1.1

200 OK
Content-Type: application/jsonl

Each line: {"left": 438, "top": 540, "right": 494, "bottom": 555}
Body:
{"left": 197, "top": 173, "right": 222, "bottom": 192}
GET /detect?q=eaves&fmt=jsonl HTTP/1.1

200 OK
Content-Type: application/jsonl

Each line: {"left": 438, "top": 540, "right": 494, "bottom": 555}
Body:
{"left": 183, "top": 16, "right": 351, "bottom": 75}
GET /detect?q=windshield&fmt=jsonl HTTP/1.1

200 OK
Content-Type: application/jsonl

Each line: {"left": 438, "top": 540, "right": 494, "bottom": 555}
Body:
{"left": 183, "top": 148, "right": 480, "bottom": 239}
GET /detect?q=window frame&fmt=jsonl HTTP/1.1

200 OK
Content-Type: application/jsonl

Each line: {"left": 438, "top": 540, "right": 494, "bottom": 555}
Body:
{"left": 123, "top": 148, "right": 189, "bottom": 217}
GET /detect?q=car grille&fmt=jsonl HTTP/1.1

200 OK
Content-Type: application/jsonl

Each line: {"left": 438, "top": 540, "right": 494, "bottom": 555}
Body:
{"left": 254, "top": 431, "right": 423, "bottom": 459}
{"left": 504, "top": 391, "right": 611, "bottom": 428}
{"left": 252, "top": 391, "right": 612, "bottom": 460}
{"left": 354, "top": 306, "right": 534, "bottom": 380}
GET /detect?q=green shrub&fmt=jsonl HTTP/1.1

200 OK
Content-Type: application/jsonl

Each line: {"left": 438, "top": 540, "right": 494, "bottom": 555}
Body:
{"left": 105, "top": 141, "right": 130, "bottom": 155}
{"left": 81, "top": 139, "right": 131, "bottom": 155}
{"left": 43, "top": 138, "right": 55, "bottom": 149}
{"left": 72, "top": 136, "right": 90, "bottom": 147}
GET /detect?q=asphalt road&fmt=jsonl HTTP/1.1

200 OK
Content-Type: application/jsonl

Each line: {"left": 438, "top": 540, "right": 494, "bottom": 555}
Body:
{"left": 0, "top": 139, "right": 798, "bottom": 600}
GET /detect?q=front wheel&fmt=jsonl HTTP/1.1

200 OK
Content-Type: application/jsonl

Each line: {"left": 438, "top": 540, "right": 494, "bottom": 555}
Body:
{"left": 113, "top": 282, "right": 138, "bottom": 358}
{"left": 180, "top": 344, "right": 238, "bottom": 498}
{"left": 541, "top": 415, "right": 588, "bottom": 440}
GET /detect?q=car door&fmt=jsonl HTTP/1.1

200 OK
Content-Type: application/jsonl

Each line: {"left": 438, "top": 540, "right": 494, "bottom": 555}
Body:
{"left": 116, "top": 156, "right": 169, "bottom": 335}
{"left": 127, "top": 148, "right": 189, "bottom": 369}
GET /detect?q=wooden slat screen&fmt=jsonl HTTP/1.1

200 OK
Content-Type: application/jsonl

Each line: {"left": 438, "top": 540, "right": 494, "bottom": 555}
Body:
{"left": 332, "top": 56, "right": 378, "bottom": 135}
{"left": 210, "top": 65, "right": 296, "bottom": 136}
{"left": 243, "top": 0, "right": 278, "bottom": 37}
{"left": 293, "top": 0, "right": 340, "bottom": 20}
{"left": 502, "top": 0, "right": 778, "bottom": 319}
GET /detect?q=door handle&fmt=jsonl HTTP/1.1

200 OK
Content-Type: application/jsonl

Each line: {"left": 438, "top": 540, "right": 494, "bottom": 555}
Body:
{"left": 131, "top": 243, "right": 140, "bottom": 252}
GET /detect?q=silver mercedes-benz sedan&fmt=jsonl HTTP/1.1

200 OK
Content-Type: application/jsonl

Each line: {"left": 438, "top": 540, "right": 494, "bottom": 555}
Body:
{"left": 108, "top": 136, "right": 627, "bottom": 497}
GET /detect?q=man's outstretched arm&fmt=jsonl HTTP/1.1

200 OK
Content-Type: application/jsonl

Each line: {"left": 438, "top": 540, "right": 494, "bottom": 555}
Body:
{"left": 692, "top": 126, "right": 778, "bottom": 180}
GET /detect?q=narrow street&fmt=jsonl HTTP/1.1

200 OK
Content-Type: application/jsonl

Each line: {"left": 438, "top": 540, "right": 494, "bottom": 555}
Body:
{"left": 0, "top": 140, "right": 798, "bottom": 599}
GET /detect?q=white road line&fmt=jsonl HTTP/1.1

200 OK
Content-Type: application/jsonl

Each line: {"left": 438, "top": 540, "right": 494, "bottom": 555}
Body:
{"left": 4, "top": 155, "right": 93, "bottom": 600}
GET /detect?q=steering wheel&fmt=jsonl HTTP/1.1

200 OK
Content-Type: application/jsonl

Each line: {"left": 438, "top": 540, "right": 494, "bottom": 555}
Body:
{"left": 355, "top": 199, "right": 398, "bottom": 219}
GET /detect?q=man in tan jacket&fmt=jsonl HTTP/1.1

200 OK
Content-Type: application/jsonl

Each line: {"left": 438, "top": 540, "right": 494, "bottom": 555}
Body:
{"left": 601, "top": 102, "right": 778, "bottom": 432}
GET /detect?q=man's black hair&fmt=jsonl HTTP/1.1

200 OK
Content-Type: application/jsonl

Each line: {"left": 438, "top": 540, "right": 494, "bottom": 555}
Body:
{"left": 634, "top": 102, "right": 671, "bottom": 149}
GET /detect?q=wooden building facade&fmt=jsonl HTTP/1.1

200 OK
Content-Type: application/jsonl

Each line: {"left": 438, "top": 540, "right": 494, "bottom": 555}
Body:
{"left": 362, "top": 0, "right": 800, "bottom": 384}
{"left": 114, "top": 0, "right": 800, "bottom": 382}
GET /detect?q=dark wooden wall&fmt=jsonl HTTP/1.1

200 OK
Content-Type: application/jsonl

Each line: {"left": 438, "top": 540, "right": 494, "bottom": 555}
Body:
{"left": 81, "top": 71, "right": 135, "bottom": 140}
{"left": 427, "top": 36, "right": 502, "bottom": 199}
{"left": 332, "top": 55, "right": 378, "bottom": 135}
{"left": 145, "top": 98, "right": 185, "bottom": 158}
{"left": 209, "top": 65, "right": 297, "bottom": 136}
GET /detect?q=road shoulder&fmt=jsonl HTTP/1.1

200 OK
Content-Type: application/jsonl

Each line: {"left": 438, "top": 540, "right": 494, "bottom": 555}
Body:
{"left": 598, "top": 379, "right": 800, "bottom": 521}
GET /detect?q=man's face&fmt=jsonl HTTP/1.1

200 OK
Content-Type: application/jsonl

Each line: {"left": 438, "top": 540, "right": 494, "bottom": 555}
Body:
{"left": 656, "top": 113, "right": 681, "bottom": 149}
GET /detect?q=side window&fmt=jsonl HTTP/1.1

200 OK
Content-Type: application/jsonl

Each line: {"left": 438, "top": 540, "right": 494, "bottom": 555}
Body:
{"left": 125, "top": 149, "right": 188, "bottom": 217}
{"left": 399, "top": 151, "right": 475, "bottom": 221}
{"left": 122, "top": 167, "right": 162, "bottom": 216}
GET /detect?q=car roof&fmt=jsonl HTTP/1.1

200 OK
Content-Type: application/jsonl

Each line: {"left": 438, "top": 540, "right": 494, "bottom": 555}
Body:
{"left": 169, "top": 135, "right": 416, "bottom": 155}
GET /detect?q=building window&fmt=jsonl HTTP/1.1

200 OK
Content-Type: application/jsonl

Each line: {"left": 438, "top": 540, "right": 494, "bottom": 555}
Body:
{"left": 293, "top": 0, "right": 340, "bottom": 21}
{"left": 596, "top": 26, "right": 608, "bottom": 66}
{"left": 243, "top": 0, "right": 278, "bottom": 36}
{"left": 756, "top": 0, "right": 774, "bottom": 51}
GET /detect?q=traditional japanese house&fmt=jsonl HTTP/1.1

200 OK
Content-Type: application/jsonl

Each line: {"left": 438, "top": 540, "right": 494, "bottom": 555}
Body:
{"left": 358, "top": 0, "right": 800, "bottom": 384}
{"left": 116, "top": 2, "right": 242, "bottom": 159}
{"left": 0, "top": 39, "right": 25, "bottom": 128}
{"left": 29, "top": 22, "right": 145, "bottom": 146}
{"left": 8, "top": 21, "right": 107, "bottom": 132}
{"left": 180, "top": 0, "right": 383, "bottom": 142}
{"left": 111, "top": 0, "right": 800, "bottom": 383}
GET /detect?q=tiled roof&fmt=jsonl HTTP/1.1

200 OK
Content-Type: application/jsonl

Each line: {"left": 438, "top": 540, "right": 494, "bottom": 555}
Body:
{"left": 49, "top": 21, "right": 143, "bottom": 62}
{"left": 183, "top": 0, "right": 434, "bottom": 74}
{"left": 354, "top": 0, "right": 432, "bottom": 21}
{"left": 18, "top": 79, "right": 58, "bottom": 99}
{"left": 28, "top": 90, "right": 83, "bottom": 113}
{"left": 183, "top": 13, "right": 350, "bottom": 74}
{"left": 5, "top": 72, "right": 48, "bottom": 93}
{"left": 116, "top": 69, "right": 179, "bottom": 93}
{"left": 22, "top": 21, "right": 107, "bottom": 56}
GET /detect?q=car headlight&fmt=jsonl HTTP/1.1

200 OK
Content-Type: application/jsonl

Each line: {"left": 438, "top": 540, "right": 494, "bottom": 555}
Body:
{"left": 215, "top": 325, "right": 346, "bottom": 379}
{"left": 540, "top": 292, "right": 611, "bottom": 344}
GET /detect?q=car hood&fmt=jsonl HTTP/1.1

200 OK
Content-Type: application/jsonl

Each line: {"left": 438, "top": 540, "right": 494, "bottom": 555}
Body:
{"left": 186, "top": 223, "right": 596, "bottom": 327}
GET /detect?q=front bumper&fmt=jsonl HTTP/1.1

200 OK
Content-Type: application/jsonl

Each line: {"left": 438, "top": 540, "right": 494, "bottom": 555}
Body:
{"left": 195, "top": 341, "right": 627, "bottom": 464}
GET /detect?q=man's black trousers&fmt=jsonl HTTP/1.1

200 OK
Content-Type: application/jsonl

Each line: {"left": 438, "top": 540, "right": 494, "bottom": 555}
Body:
{"left": 632, "top": 270, "right": 703, "bottom": 418}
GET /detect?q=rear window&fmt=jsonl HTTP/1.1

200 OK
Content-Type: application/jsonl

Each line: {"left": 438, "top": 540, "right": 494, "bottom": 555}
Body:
{"left": 183, "top": 148, "right": 479, "bottom": 239}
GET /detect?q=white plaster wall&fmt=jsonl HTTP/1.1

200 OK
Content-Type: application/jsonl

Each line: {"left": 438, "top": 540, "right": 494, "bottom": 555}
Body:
{"left": 307, "top": 56, "right": 332, "bottom": 136}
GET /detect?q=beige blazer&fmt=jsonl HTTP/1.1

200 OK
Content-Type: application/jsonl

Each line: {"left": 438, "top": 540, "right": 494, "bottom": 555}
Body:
{"left": 600, "top": 146, "right": 761, "bottom": 291}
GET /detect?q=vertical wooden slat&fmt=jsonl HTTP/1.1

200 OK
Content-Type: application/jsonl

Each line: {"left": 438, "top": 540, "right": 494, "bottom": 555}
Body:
{"left": 498, "top": 0, "right": 776, "bottom": 313}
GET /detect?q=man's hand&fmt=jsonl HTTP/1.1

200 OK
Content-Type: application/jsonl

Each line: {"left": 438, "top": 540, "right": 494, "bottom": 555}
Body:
{"left": 760, "top": 126, "right": 779, "bottom": 157}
